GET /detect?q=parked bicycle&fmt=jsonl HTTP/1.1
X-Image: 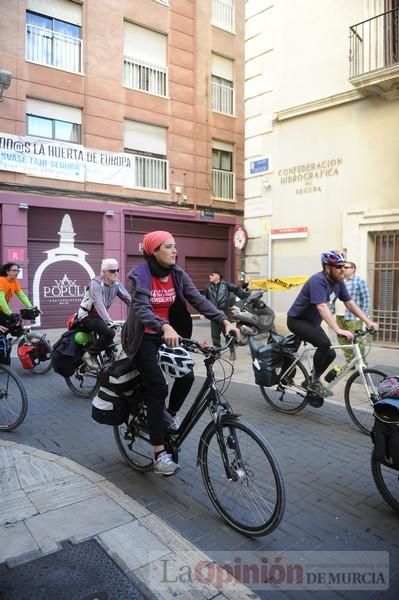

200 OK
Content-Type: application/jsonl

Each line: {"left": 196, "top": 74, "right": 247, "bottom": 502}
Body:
{"left": 6, "top": 308, "right": 52, "bottom": 375}
{"left": 64, "top": 322, "right": 124, "bottom": 398}
{"left": 0, "top": 361, "right": 28, "bottom": 431}
{"left": 252, "top": 327, "right": 386, "bottom": 435}
{"left": 114, "top": 334, "right": 286, "bottom": 537}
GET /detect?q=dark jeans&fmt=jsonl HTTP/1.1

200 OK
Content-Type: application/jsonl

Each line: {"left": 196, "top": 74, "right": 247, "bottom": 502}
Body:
{"left": 135, "top": 333, "right": 194, "bottom": 446}
{"left": 287, "top": 316, "right": 336, "bottom": 380}
{"left": 210, "top": 320, "right": 224, "bottom": 348}
{"left": 80, "top": 316, "right": 115, "bottom": 355}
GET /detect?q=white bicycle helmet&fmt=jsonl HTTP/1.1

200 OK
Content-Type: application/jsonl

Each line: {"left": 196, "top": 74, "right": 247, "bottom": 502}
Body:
{"left": 158, "top": 344, "right": 194, "bottom": 378}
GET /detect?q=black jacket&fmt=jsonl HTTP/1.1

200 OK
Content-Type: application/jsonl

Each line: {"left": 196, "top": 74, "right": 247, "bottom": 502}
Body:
{"left": 205, "top": 280, "right": 247, "bottom": 313}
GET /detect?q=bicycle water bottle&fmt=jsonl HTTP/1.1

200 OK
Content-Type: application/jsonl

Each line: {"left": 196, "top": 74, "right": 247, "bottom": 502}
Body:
{"left": 325, "top": 365, "right": 341, "bottom": 383}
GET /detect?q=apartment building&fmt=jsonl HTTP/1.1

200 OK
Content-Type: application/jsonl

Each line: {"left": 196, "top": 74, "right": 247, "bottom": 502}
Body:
{"left": 245, "top": 0, "right": 399, "bottom": 344}
{"left": 0, "top": 0, "right": 244, "bottom": 327}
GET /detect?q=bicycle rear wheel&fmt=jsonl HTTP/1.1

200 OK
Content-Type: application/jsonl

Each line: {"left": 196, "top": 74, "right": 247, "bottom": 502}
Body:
{"left": 260, "top": 356, "right": 309, "bottom": 414}
{"left": 0, "top": 364, "right": 28, "bottom": 431}
{"left": 65, "top": 367, "right": 100, "bottom": 399}
{"left": 198, "top": 417, "right": 285, "bottom": 537}
{"left": 22, "top": 334, "right": 52, "bottom": 374}
{"left": 371, "top": 450, "right": 399, "bottom": 513}
{"left": 344, "top": 369, "right": 387, "bottom": 434}
{"left": 114, "top": 403, "right": 153, "bottom": 472}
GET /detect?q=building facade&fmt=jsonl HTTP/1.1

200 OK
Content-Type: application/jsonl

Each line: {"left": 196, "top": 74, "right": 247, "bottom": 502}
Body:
{"left": 0, "top": 0, "right": 244, "bottom": 327}
{"left": 245, "top": 0, "right": 399, "bottom": 344}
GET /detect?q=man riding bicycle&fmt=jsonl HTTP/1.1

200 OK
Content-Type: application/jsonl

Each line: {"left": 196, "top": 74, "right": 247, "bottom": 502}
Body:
{"left": 287, "top": 250, "right": 379, "bottom": 399}
{"left": 0, "top": 262, "right": 35, "bottom": 328}
{"left": 77, "top": 258, "right": 131, "bottom": 371}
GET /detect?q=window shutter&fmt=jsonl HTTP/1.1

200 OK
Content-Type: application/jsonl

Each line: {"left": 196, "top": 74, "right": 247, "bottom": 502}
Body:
{"left": 27, "top": 0, "right": 82, "bottom": 26}
{"left": 212, "top": 140, "right": 233, "bottom": 152}
{"left": 26, "top": 98, "right": 82, "bottom": 123}
{"left": 124, "top": 22, "right": 166, "bottom": 65}
{"left": 124, "top": 120, "right": 167, "bottom": 155}
{"left": 212, "top": 54, "right": 233, "bottom": 80}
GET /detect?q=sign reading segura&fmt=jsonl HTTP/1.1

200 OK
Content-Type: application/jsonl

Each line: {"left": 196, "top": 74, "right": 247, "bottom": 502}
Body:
{"left": 0, "top": 132, "right": 135, "bottom": 187}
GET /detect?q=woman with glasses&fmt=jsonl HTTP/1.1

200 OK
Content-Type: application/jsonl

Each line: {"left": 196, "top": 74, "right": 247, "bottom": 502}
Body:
{"left": 0, "top": 263, "right": 34, "bottom": 328}
{"left": 77, "top": 258, "right": 131, "bottom": 371}
{"left": 287, "top": 250, "right": 378, "bottom": 400}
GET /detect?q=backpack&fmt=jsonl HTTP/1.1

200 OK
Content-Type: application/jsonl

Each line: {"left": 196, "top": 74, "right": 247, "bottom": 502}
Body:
{"left": 51, "top": 329, "right": 85, "bottom": 377}
{"left": 92, "top": 357, "right": 141, "bottom": 426}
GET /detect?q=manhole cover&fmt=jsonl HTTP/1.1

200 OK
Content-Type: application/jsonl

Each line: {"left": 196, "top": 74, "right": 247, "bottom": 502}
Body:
{"left": 0, "top": 539, "right": 144, "bottom": 600}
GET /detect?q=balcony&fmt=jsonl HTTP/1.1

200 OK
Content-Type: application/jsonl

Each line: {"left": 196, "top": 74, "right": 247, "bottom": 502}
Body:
{"left": 211, "top": 80, "right": 234, "bottom": 115}
{"left": 124, "top": 56, "right": 167, "bottom": 97}
{"left": 212, "top": 168, "right": 235, "bottom": 200}
{"left": 26, "top": 24, "right": 82, "bottom": 73}
{"left": 131, "top": 154, "right": 168, "bottom": 191}
{"left": 212, "top": 0, "right": 234, "bottom": 33}
{"left": 349, "top": 8, "right": 399, "bottom": 98}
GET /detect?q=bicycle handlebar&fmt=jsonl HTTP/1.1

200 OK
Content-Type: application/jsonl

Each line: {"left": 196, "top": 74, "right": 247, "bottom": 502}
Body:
{"left": 178, "top": 331, "right": 237, "bottom": 355}
{"left": 352, "top": 326, "right": 375, "bottom": 341}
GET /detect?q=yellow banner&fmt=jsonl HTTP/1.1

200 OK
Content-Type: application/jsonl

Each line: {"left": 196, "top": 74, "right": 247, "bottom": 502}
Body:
{"left": 250, "top": 275, "right": 308, "bottom": 291}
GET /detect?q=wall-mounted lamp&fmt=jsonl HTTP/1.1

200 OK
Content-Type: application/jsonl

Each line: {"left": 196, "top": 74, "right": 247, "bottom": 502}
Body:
{"left": 19, "top": 202, "right": 29, "bottom": 210}
{"left": 0, "top": 69, "right": 12, "bottom": 101}
{"left": 105, "top": 210, "right": 115, "bottom": 217}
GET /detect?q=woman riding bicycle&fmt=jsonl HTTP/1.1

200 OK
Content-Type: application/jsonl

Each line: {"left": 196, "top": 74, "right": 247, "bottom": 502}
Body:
{"left": 0, "top": 262, "right": 35, "bottom": 328}
{"left": 122, "top": 230, "right": 237, "bottom": 476}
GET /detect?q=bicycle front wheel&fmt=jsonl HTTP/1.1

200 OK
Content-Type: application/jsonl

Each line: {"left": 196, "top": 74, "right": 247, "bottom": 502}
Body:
{"left": 65, "top": 368, "right": 100, "bottom": 399}
{"left": 260, "top": 356, "right": 310, "bottom": 414}
{"left": 0, "top": 364, "right": 28, "bottom": 431}
{"left": 23, "top": 334, "right": 53, "bottom": 374}
{"left": 371, "top": 450, "right": 399, "bottom": 514}
{"left": 344, "top": 368, "right": 387, "bottom": 434}
{"left": 199, "top": 417, "right": 285, "bottom": 537}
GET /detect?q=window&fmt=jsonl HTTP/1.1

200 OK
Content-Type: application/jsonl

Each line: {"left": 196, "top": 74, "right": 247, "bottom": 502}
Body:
{"left": 124, "top": 120, "right": 168, "bottom": 191}
{"left": 26, "top": 99, "right": 82, "bottom": 143}
{"left": 124, "top": 22, "right": 167, "bottom": 97}
{"left": 212, "top": 0, "right": 234, "bottom": 33}
{"left": 211, "top": 54, "right": 234, "bottom": 115}
{"left": 212, "top": 142, "right": 234, "bottom": 200}
{"left": 26, "top": 0, "right": 82, "bottom": 73}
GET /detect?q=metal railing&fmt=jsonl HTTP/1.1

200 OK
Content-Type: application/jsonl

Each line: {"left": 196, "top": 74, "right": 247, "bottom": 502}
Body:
{"left": 26, "top": 24, "right": 82, "bottom": 73}
{"left": 124, "top": 55, "right": 167, "bottom": 97}
{"left": 349, "top": 8, "right": 399, "bottom": 78}
{"left": 212, "top": 0, "right": 234, "bottom": 32}
{"left": 131, "top": 154, "right": 168, "bottom": 191}
{"left": 212, "top": 168, "right": 234, "bottom": 200}
{"left": 211, "top": 80, "right": 234, "bottom": 115}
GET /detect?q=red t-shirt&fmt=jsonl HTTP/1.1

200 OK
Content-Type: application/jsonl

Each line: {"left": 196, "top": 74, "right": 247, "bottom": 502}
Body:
{"left": 144, "top": 275, "right": 176, "bottom": 334}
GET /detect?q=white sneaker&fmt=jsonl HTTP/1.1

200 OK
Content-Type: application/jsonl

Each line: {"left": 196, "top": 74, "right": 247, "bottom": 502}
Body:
{"left": 163, "top": 409, "right": 181, "bottom": 431}
{"left": 154, "top": 452, "right": 179, "bottom": 476}
{"left": 83, "top": 352, "right": 99, "bottom": 372}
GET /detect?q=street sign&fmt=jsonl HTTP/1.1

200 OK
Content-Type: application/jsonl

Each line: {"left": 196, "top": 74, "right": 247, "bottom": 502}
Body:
{"left": 250, "top": 158, "right": 270, "bottom": 174}
{"left": 271, "top": 227, "right": 308, "bottom": 240}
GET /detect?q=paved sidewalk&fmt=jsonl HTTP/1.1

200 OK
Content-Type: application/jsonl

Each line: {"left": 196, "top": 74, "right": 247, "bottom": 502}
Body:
{"left": 0, "top": 439, "right": 257, "bottom": 600}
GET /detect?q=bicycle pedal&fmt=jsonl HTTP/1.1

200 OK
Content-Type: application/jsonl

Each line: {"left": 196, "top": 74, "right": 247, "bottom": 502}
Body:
{"left": 306, "top": 392, "right": 324, "bottom": 408}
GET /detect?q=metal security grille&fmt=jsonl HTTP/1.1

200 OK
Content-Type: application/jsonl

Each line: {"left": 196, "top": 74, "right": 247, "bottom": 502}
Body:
{"left": 371, "top": 231, "right": 399, "bottom": 344}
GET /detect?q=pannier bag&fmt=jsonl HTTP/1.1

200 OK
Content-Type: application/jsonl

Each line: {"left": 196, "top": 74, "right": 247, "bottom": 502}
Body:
{"left": 92, "top": 357, "right": 141, "bottom": 426}
{"left": 0, "top": 335, "right": 11, "bottom": 366}
{"left": 17, "top": 344, "right": 40, "bottom": 369}
{"left": 373, "top": 397, "right": 399, "bottom": 471}
{"left": 252, "top": 341, "right": 282, "bottom": 387}
{"left": 51, "top": 329, "right": 85, "bottom": 377}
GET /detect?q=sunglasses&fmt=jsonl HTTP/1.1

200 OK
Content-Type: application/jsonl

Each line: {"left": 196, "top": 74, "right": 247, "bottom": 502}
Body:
{"left": 107, "top": 269, "right": 119, "bottom": 273}
{"left": 331, "top": 265, "right": 345, "bottom": 270}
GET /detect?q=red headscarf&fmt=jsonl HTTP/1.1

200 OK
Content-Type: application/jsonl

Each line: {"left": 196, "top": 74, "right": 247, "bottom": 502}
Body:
{"left": 142, "top": 231, "right": 174, "bottom": 256}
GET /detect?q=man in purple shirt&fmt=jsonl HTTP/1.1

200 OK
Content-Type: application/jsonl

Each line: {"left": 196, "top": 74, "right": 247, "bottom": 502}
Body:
{"left": 77, "top": 258, "right": 131, "bottom": 371}
{"left": 287, "top": 250, "right": 378, "bottom": 400}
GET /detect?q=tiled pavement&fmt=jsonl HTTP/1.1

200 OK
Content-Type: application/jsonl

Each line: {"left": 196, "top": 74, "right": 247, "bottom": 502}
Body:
{"left": 1, "top": 323, "right": 398, "bottom": 598}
